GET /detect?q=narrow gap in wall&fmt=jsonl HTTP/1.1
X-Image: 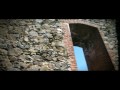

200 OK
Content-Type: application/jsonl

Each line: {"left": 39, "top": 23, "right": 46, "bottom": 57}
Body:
{"left": 69, "top": 23, "right": 115, "bottom": 71}
{"left": 73, "top": 46, "right": 88, "bottom": 71}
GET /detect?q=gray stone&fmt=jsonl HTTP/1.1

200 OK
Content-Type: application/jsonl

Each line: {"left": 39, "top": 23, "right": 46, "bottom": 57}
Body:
{"left": 8, "top": 27, "right": 22, "bottom": 34}
{"left": 51, "top": 42, "right": 55, "bottom": 46}
{"left": 49, "top": 19, "right": 55, "bottom": 22}
{"left": 27, "top": 65, "right": 40, "bottom": 71}
{"left": 25, "top": 27, "right": 29, "bottom": 34}
{"left": 8, "top": 48, "right": 23, "bottom": 56}
{"left": 57, "top": 28, "right": 63, "bottom": 33}
{"left": 19, "top": 21, "right": 27, "bottom": 26}
{"left": 104, "top": 41, "right": 108, "bottom": 44}
{"left": 35, "top": 19, "right": 43, "bottom": 23}
{"left": 50, "top": 53, "right": 55, "bottom": 58}
{"left": 34, "top": 45, "right": 40, "bottom": 50}
{"left": 28, "top": 25, "right": 36, "bottom": 30}
{"left": 17, "top": 42, "right": 24, "bottom": 49}
{"left": 53, "top": 62, "right": 61, "bottom": 69}
{"left": 24, "top": 45, "right": 30, "bottom": 49}
{"left": 18, "top": 44, "right": 28, "bottom": 49}
{"left": 0, "top": 28, "right": 8, "bottom": 35}
{"left": 13, "top": 63, "right": 21, "bottom": 68}
{"left": 8, "top": 67, "right": 21, "bottom": 71}
{"left": 52, "top": 58, "right": 57, "bottom": 61}
{"left": 0, "top": 44, "right": 8, "bottom": 49}
{"left": 24, "top": 36, "right": 29, "bottom": 42}
{"left": 7, "top": 34, "right": 20, "bottom": 40}
{"left": 23, "top": 51, "right": 31, "bottom": 55}
{"left": 46, "top": 33, "right": 53, "bottom": 38}
{"left": 109, "top": 44, "right": 114, "bottom": 49}
{"left": 33, "top": 38, "right": 38, "bottom": 43}
{"left": 38, "top": 30, "right": 46, "bottom": 34}
{"left": 29, "top": 31, "right": 38, "bottom": 37}
{"left": 42, "top": 24, "right": 50, "bottom": 29}
{"left": 57, "top": 47, "right": 65, "bottom": 52}
{"left": 46, "top": 56, "right": 52, "bottom": 61}
{"left": 19, "top": 62, "right": 30, "bottom": 69}
{"left": 25, "top": 55, "right": 34, "bottom": 62}
{"left": 0, "top": 38, "right": 4, "bottom": 43}
{"left": 51, "top": 23, "right": 60, "bottom": 28}
{"left": 32, "top": 55, "right": 42, "bottom": 61}
{"left": 9, "top": 56, "right": 17, "bottom": 62}
{"left": 43, "top": 38, "right": 49, "bottom": 44}
{"left": 29, "top": 47, "right": 36, "bottom": 53}
{"left": 55, "top": 42, "right": 64, "bottom": 47}
{"left": 0, "top": 55, "right": 9, "bottom": 61}
{"left": 18, "top": 55, "right": 26, "bottom": 61}
{"left": 35, "top": 23, "right": 41, "bottom": 27}
{"left": 0, "top": 48, "right": 8, "bottom": 55}
{"left": 8, "top": 26, "right": 14, "bottom": 30}
{"left": 40, "top": 65, "right": 50, "bottom": 71}
{"left": 54, "top": 36, "right": 62, "bottom": 40}
{"left": 58, "top": 52, "right": 64, "bottom": 56}
{"left": 11, "top": 41, "right": 18, "bottom": 48}
{"left": 42, "top": 53, "right": 47, "bottom": 57}
{"left": 2, "top": 59, "right": 13, "bottom": 69}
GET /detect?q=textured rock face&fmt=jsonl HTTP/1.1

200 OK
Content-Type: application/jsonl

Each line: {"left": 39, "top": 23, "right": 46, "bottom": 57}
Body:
{"left": 0, "top": 19, "right": 118, "bottom": 71}
{"left": 0, "top": 19, "right": 70, "bottom": 71}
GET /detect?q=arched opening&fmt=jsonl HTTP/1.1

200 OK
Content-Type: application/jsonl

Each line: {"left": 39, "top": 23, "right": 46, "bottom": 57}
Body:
{"left": 69, "top": 23, "right": 115, "bottom": 71}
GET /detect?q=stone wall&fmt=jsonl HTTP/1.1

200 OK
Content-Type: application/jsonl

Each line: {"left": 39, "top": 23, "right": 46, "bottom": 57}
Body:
{"left": 60, "top": 19, "right": 118, "bottom": 70}
{"left": 0, "top": 19, "right": 118, "bottom": 71}
{"left": 0, "top": 19, "right": 71, "bottom": 71}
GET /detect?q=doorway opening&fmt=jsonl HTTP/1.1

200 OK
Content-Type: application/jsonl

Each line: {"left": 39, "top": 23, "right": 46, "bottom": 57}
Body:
{"left": 69, "top": 23, "right": 115, "bottom": 71}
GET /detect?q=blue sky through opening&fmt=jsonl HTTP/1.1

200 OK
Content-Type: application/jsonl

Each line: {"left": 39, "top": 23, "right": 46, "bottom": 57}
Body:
{"left": 73, "top": 46, "right": 88, "bottom": 71}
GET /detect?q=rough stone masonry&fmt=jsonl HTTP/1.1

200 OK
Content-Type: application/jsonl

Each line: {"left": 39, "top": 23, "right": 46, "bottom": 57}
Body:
{"left": 0, "top": 19, "right": 71, "bottom": 71}
{"left": 0, "top": 19, "right": 118, "bottom": 71}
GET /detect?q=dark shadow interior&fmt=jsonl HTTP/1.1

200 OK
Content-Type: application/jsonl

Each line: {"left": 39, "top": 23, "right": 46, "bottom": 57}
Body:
{"left": 69, "top": 23, "right": 115, "bottom": 71}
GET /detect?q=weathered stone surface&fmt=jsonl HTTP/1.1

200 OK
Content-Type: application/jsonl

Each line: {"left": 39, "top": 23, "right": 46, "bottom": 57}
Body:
{"left": 7, "top": 34, "right": 20, "bottom": 40}
{"left": 9, "top": 56, "right": 18, "bottom": 62}
{"left": 0, "top": 28, "right": 8, "bottom": 35}
{"left": 32, "top": 55, "right": 42, "bottom": 61}
{"left": 18, "top": 55, "right": 26, "bottom": 61}
{"left": 27, "top": 65, "right": 40, "bottom": 71}
{"left": 35, "top": 19, "right": 43, "bottom": 23}
{"left": 29, "top": 31, "right": 38, "bottom": 37}
{"left": 1, "top": 59, "right": 13, "bottom": 69}
{"left": 8, "top": 67, "right": 21, "bottom": 71}
{"left": 40, "top": 65, "right": 50, "bottom": 71}
{"left": 24, "top": 36, "right": 29, "bottom": 42}
{"left": 0, "top": 48, "right": 8, "bottom": 55}
{"left": 17, "top": 42, "right": 30, "bottom": 49}
{"left": 2, "top": 19, "right": 117, "bottom": 71}
{"left": 0, "top": 44, "right": 8, "bottom": 49}
{"left": 0, "top": 38, "right": 5, "bottom": 43}
{"left": 8, "top": 48, "right": 23, "bottom": 56}
{"left": 19, "top": 62, "right": 30, "bottom": 69}
{"left": 46, "top": 33, "right": 53, "bottom": 38}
